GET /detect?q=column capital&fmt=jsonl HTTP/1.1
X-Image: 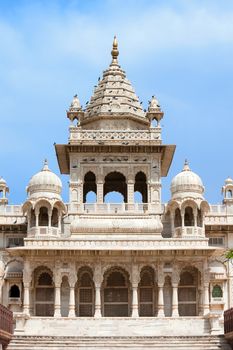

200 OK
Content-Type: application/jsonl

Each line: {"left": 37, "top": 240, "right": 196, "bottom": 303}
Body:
{"left": 130, "top": 265, "right": 140, "bottom": 286}
{"left": 93, "top": 264, "right": 103, "bottom": 287}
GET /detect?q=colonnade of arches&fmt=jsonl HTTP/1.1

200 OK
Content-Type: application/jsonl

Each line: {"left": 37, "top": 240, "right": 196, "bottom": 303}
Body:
{"left": 22, "top": 199, "right": 66, "bottom": 230}
{"left": 24, "top": 265, "right": 205, "bottom": 318}
{"left": 166, "top": 200, "right": 210, "bottom": 237}
{"left": 83, "top": 171, "right": 148, "bottom": 204}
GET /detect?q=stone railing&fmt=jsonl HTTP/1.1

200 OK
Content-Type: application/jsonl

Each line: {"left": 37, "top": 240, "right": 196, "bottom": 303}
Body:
{"left": 174, "top": 226, "right": 204, "bottom": 237}
{"left": 69, "top": 127, "right": 161, "bottom": 144}
{"left": 69, "top": 203, "right": 162, "bottom": 215}
{"left": 209, "top": 205, "right": 226, "bottom": 214}
{"left": 28, "top": 226, "right": 60, "bottom": 237}
{"left": 0, "top": 304, "right": 13, "bottom": 349}
{"left": 0, "top": 205, "right": 22, "bottom": 215}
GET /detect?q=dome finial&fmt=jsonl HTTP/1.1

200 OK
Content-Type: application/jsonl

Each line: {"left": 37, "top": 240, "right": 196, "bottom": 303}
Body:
{"left": 111, "top": 35, "right": 119, "bottom": 62}
{"left": 183, "top": 159, "right": 190, "bottom": 172}
{"left": 42, "top": 159, "right": 49, "bottom": 171}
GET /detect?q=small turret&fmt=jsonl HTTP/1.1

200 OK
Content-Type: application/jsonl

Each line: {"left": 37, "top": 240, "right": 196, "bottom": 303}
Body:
{"left": 222, "top": 177, "right": 233, "bottom": 204}
{"left": 146, "top": 95, "right": 164, "bottom": 126}
{"left": 67, "top": 94, "right": 84, "bottom": 123}
{"left": 0, "top": 177, "right": 9, "bottom": 205}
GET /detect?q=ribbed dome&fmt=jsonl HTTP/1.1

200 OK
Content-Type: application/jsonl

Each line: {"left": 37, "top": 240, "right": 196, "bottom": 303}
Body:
{"left": 0, "top": 177, "right": 7, "bottom": 186}
{"left": 225, "top": 177, "right": 233, "bottom": 185}
{"left": 27, "top": 160, "right": 62, "bottom": 199}
{"left": 171, "top": 161, "right": 204, "bottom": 199}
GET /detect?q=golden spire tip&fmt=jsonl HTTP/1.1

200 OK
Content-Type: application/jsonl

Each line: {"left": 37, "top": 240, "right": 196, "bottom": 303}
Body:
{"left": 111, "top": 35, "right": 119, "bottom": 61}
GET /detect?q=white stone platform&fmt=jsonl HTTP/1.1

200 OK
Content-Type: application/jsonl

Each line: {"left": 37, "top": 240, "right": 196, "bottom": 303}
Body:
{"left": 14, "top": 316, "right": 222, "bottom": 337}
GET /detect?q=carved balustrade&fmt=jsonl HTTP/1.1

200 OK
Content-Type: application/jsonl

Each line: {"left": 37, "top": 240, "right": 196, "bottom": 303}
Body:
{"left": 69, "top": 128, "right": 162, "bottom": 145}
{"left": 69, "top": 202, "right": 161, "bottom": 215}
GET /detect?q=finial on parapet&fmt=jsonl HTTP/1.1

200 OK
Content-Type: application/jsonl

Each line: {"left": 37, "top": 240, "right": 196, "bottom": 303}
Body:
{"left": 146, "top": 95, "right": 164, "bottom": 126}
{"left": 183, "top": 159, "right": 190, "bottom": 172}
{"left": 67, "top": 94, "right": 84, "bottom": 123}
{"left": 111, "top": 35, "right": 119, "bottom": 62}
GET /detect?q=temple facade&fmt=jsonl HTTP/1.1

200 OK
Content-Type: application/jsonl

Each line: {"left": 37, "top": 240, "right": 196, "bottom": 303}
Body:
{"left": 0, "top": 38, "right": 233, "bottom": 344}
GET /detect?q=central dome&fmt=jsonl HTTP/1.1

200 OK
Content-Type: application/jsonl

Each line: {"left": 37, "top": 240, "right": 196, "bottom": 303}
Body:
{"left": 171, "top": 160, "right": 204, "bottom": 200}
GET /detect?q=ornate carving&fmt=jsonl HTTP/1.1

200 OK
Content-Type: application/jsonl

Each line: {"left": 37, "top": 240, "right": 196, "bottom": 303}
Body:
{"left": 93, "top": 264, "right": 103, "bottom": 287}
{"left": 130, "top": 265, "right": 140, "bottom": 286}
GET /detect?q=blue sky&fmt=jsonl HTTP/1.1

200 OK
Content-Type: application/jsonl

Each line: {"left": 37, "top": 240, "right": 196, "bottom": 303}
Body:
{"left": 0, "top": 0, "right": 233, "bottom": 204}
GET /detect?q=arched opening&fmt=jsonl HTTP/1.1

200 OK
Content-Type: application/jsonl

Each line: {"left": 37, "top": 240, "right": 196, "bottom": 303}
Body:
{"left": 197, "top": 209, "right": 202, "bottom": 227}
{"left": 75, "top": 267, "right": 94, "bottom": 317}
{"left": 51, "top": 207, "right": 59, "bottom": 227}
{"left": 151, "top": 119, "right": 158, "bottom": 128}
{"left": 174, "top": 208, "right": 181, "bottom": 228}
{"left": 85, "top": 191, "right": 97, "bottom": 203}
{"left": 227, "top": 189, "right": 233, "bottom": 198}
{"left": 102, "top": 268, "right": 130, "bottom": 317}
{"left": 30, "top": 209, "right": 36, "bottom": 227}
{"left": 104, "top": 172, "right": 127, "bottom": 203}
{"left": 178, "top": 267, "right": 199, "bottom": 316}
{"left": 184, "top": 207, "right": 194, "bottom": 226}
{"left": 134, "top": 172, "right": 147, "bottom": 203}
{"left": 104, "top": 191, "right": 124, "bottom": 203}
{"left": 163, "top": 276, "right": 172, "bottom": 317}
{"left": 35, "top": 269, "right": 54, "bottom": 316}
{"left": 139, "top": 267, "right": 156, "bottom": 316}
{"left": 212, "top": 285, "right": 223, "bottom": 298}
{"left": 61, "top": 276, "right": 69, "bottom": 317}
{"left": 38, "top": 207, "right": 49, "bottom": 226}
{"left": 134, "top": 191, "right": 143, "bottom": 203}
{"left": 83, "top": 172, "right": 97, "bottom": 203}
{"left": 9, "top": 285, "right": 20, "bottom": 298}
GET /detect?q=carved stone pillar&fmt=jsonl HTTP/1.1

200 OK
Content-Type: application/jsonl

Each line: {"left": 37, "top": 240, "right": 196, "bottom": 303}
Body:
{"left": 23, "top": 261, "right": 32, "bottom": 315}
{"left": 172, "top": 284, "right": 179, "bottom": 317}
{"left": 97, "top": 181, "right": 104, "bottom": 204}
{"left": 157, "top": 285, "right": 164, "bottom": 317}
{"left": 194, "top": 208, "right": 197, "bottom": 228}
{"left": 131, "top": 265, "right": 140, "bottom": 317}
{"left": 54, "top": 273, "right": 62, "bottom": 317}
{"left": 54, "top": 285, "right": 61, "bottom": 317}
{"left": 157, "top": 264, "right": 164, "bottom": 317}
{"left": 58, "top": 214, "right": 62, "bottom": 231}
{"left": 93, "top": 264, "right": 103, "bottom": 317}
{"left": 203, "top": 283, "right": 210, "bottom": 315}
{"left": 68, "top": 270, "right": 77, "bottom": 317}
{"left": 48, "top": 213, "right": 52, "bottom": 228}
{"left": 77, "top": 180, "right": 83, "bottom": 204}
{"left": 23, "top": 283, "right": 30, "bottom": 315}
{"left": 35, "top": 213, "right": 39, "bottom": 227}
{"left": 127, "top": 179, "right": 134, "bottom": 204}
{"left": 170, "top": 212, "right": 175, "bottom": 237}
{"left": 69, "top": 286, "right": 76, "bottom": 317}
{"left": 181, "top": 210, "right": 184, "bottom": 235}
{"left": 171, "top": 264, "right": 180, "bottom": 317}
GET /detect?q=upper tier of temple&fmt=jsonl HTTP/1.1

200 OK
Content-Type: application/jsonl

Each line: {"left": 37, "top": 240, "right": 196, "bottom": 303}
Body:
{"left": 66, "top": 37, "right": 163, "bottom": 130}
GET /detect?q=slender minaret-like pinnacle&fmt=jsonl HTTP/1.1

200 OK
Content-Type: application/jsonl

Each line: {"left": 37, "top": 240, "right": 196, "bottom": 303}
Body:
{"left": 111, "top": 35, "right": 119, "bottom": 64}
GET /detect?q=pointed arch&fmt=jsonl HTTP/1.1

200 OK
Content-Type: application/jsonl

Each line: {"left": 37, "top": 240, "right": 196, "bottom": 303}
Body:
{"left": 102, "top": 266, "right": 131, "bottom": 317}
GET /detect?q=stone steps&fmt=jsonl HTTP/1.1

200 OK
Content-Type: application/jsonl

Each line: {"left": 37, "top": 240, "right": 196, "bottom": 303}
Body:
{"left": 7, "top": 335, "right": 232, "bottom": 350}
